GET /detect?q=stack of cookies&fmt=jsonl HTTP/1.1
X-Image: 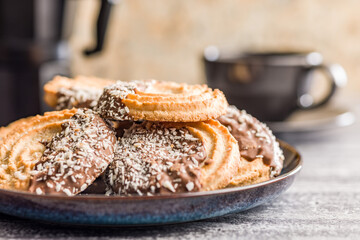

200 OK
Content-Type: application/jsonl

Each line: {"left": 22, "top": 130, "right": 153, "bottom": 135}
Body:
{"left": 0, "top": 76, "right": 284, "bottom": 196}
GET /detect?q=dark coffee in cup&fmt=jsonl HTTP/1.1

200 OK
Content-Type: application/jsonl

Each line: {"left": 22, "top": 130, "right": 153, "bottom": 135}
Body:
{"left": 204, "top": 48, "right": 347, "bottom": 122}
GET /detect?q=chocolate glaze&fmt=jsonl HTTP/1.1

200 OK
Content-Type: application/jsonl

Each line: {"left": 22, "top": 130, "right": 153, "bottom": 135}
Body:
{"left": 81, "top": 175, "right": 107, "bottom": 195}
{"left": 28, "top": 109, "right": 116, "bottom": 196}
{"left": 96, "top": 80, "right": 154, "bottom": 121}
{"left": 56, "top": 87, "right": 103, "bottom": 110}
{"left": 218, "top": 106, "right": 284, "bottom": 177}
{"left": 105, "top": 122, "right": 207, "bottom": 196}
{"left": 112, "top": 120, "right": 134, "bottom": 137}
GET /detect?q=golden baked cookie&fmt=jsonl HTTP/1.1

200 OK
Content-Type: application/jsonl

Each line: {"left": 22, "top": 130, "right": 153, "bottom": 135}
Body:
{"left": 0, "top": 116, "right": 34, "bottom": 143}
{"left": 28, "top": 109, "right": 116, "bottom": 196}
{"left": 44, "top": 76, "right": 228, "bottom": 122}
{"left": 44, "top": 75, "right": 115, "bottom": 110}
{"left": 218, "top": 106, "right": 284, "bottom": 187}
{"left": 97, "top": 80, "right": 228, "bottom": 122}
{"left": 105, "top": 119, "right": 240, "bottom": 195}
{"left": 0, "top": 109, "right": 77, "bottom": 191}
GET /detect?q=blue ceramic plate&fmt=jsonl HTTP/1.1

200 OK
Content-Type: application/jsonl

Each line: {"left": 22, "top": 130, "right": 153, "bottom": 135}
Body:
{"left": 0, "top": 140, "right": 301, "bottom": 226}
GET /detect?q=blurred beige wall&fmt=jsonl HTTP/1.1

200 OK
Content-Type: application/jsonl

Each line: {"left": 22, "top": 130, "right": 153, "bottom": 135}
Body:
{"left": 70, "top": 0, "right": 360, "bottom": 93}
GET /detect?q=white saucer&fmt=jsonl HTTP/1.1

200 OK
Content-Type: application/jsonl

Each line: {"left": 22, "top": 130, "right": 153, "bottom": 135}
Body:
{"left": 266, "top": 105, "right": 356, "bottom": 133}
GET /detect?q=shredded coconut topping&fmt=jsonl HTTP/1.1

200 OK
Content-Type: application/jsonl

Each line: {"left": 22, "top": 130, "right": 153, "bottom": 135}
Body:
{"left": 218, "top": 106, "right": 284, "bottom": 177}
{"left": 105, "top": 122, "right": 207, "bottom": 196}
{"left": 28, "top": 109, "right": 116, "bottom": 196}
{"left": 56, "top": 87, "right": 103, "bottom": 110}
{"left": 96, "top": 80, "right": 154, "bottom": 121}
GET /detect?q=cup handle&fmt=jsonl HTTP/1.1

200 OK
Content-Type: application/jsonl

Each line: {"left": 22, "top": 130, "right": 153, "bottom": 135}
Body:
{"left": 297, "top": 64, "right": 347, "bottom": 109}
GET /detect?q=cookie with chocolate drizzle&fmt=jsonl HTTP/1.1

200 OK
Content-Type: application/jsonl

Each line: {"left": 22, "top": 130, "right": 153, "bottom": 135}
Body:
{"left": 105, "top": 120, "right": 241, "bottom": 196}
{"left": 218, "top": 106, "right": 284, "bottom": 186}
{"left": 28, "top": 109, "right": 116, "bottom": 196}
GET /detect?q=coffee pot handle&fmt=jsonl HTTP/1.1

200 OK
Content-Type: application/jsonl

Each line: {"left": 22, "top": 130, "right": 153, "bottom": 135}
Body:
{"left": 297, "top": 64, "right": 347, "bottom": 109}
{"left": 84, "top": 0, "right": 118, "bottom": 56}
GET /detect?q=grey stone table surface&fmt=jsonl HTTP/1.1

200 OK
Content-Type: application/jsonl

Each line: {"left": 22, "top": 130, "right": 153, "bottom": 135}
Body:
{"left": 0, "top": 104, "right": 359, "bottom": 239}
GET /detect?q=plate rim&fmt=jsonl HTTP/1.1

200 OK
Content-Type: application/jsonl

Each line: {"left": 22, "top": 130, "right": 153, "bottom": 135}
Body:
{"left": 0, "top": 140, "right": 302, "bottom": 201}
{"left": 266, "top": 108, "right": 355, "bottom": 133}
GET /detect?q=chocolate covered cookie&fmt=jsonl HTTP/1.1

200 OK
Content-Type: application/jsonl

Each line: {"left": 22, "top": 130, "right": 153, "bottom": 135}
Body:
{"left": 28, "top": 109, "right": 116, "bottom": 196}
{"left": 218, "top": 106, "right": 284, "bottom": 186}
{"left": 105, "top": 120, "right": 240, "bottom": 195}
